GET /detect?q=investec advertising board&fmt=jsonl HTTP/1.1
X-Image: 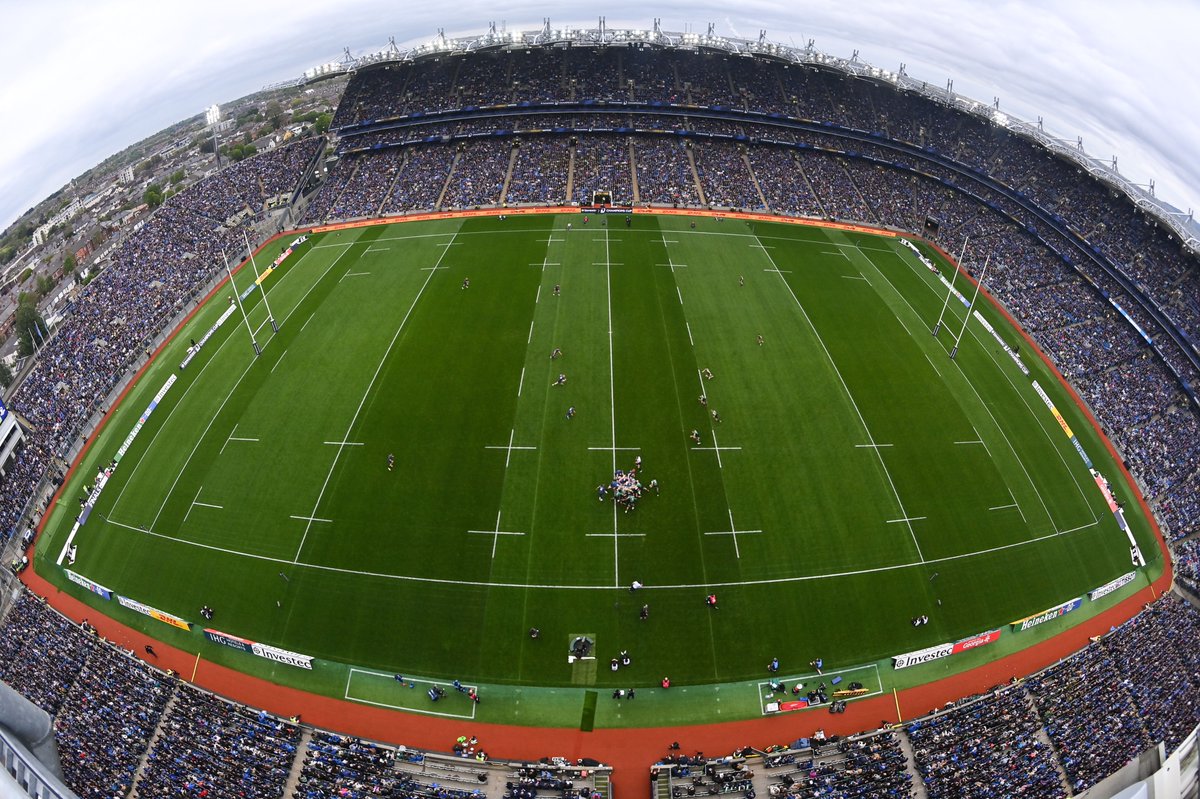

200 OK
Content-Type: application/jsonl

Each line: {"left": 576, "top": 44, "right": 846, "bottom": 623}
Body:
{"left": 892, "top": 629, "right": 1002, "bottom": 669}
{"left": 203, "top": 629, "right": 313, "bottom": 670}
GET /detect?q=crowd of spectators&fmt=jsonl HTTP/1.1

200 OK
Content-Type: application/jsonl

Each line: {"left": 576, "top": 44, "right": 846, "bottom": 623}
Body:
{"left": 907, "top": 688, "right": 1065, "bottom": 798}
{"left": 691, "top": 142, "right": 763, "bottom": 210}
{"left": 1, "top": 138, "right": 321, "bottom": 545}
{"left": 55, "top": 643, "right": 173, "bottom": 799}
{"left": 295, "top": 732, "right": 408, "bottom": 798}
{"left": 632, "top": 138, "right": 700, "bottom": 206}
{"left": 572, "top": 137, "right": 633, "bottom": 206}
{"left": 506, "top": 137, "right": 570, "bottom": 205}
{"left": 325, "top": 147, "right": 407, "bottom": 220}
{"left": 763, "top": 731, "right": 912, "bottom": 798}
{"left": 1025, "top": 630, "right": 1156, "bottom": 792}
{"left": 0, "top": 594, "right": 92, "bottom": 715}
{"left": 0, "top": 586, "right": 1197, "bottom": 798}
{"left": 441, "top": 140, "right": 512, "bottom": 209}
{"left": 378, "top": 145, "right": 456, "bottom": 215}
{"left": 137, "top": 690, "right": 300, "bottom": 797}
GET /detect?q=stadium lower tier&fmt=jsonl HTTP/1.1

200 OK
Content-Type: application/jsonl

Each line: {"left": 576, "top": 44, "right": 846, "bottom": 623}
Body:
{"left": 1, "top": 588, "right": 1196, "bottom": 797}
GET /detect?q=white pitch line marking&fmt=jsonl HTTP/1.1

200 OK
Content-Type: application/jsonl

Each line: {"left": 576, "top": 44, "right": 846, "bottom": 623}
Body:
{"left": 841, "top": 274, "right": 870, "bottom": 282}
{"left": 535, "top": 285, "right": 541, "bottom": 304}
{"left": 955, "top": 440, "right": 985, "bottom": 445}
{"left": 989, "top": 504, "right": 1018, "bottom": 511}
{"left": 924, "top": 352, "right": 942, "bottom": 377}
{"left": 855, "top": 443, "right": 893, "bottom": 448}
{"left": 324, "top": 441, "right": 364, "bottom": 446}
{"left": 527, "top": 320, "right": 535, "bottom": 344}
{"left": 517, "top": 367, "right": 526, "bottom": 397}
{"left": 676, "top": 286, "right": 684, "bottom": 305}
{"left": 193, "top": 502, "right": 223, "bottom": 509}
{"left": 703, "top": 510, "right": 763, "bottom": 558}
{"left": 420, "top": 265, "right": 449, "bottom": 271}
{"left": 340, "top": 271, "right": 371, "bottom": 281}
{"left": 763, "top": 268, "right": 791, "bottom": 274}
{"left": 537, "top": 237, "right": 564, "bottom": 243}
{"left": 587, "top": 446, "right": 641, "bottom": 452}
{"left": 290, "top": 515, "right": 333, "bottom": 523}
{"left": 485, "top": 429, "right": 537, "bottom": 468}
{"left": 761, "top": 231, "right": 925, "bottom": 561}
{"left": 585, "top": 533, "right": 646, "bottom": 538}
{"left": 183, "top": 486, "right": 205, "bottom": 524}
{"left": 686, "top": 322, "right": 694, "bottom": 346}
{"left": 292, "top": 230, "right": 458, "bottom": 562}
{"left": 468, "top": 511, "right": 526, "bottom": 558}
{"left": 271, "top": 350, "right": 288, "bottom": 373}
{"left": 593, "top": 262, "right": 623, "bottom": 266}
{"left": 886, "top": 516, "right": 927, "bottom": 524}
{"left": 228, "top": 437, "right": 259, "bottom": 442}
{"left": 103, "top": 515, "right": 1100, "bottom": 590}
{"left": 300, "top": 315, "right": 314, "bottom": 333}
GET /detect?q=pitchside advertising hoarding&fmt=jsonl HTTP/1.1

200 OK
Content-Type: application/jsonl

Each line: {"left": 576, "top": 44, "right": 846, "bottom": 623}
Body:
{"left": 1010, "top": 598, "right": 1083, "bottom": 632}
{"left": 0, "top": 396, "right": 7, "bottom": 421}
{"left": 117, "top": 595, "right": 191, "bottom": 631}
{"left": 204, "top": 629, "right": 314, "bottom": 670}
{"left": 892, "top": 628, "right": 1002, "bottom": 669}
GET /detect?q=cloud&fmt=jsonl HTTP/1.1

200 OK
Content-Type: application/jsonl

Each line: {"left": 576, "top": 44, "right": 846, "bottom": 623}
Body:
{"left": 2, "top": 0, "right": 1197, "bottom": 232}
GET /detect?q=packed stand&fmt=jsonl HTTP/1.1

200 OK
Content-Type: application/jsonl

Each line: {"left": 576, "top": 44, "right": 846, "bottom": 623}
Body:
{"left": 633, "top": 138, "right": 700, "bottom": 206}
{"left": 295, "top": 732, "right": 409, "bottom": 798}
{"left": 137, "top": 689, "right": 300, "bottom": 798}
{"left": 1101, "top": 595, "right": 1200, "bottom": 754}
{"left": 55, "top": 643, "right": 174, "bottom": 799}
{"left": 379, "top": 145, "right": 456, "bottom": 214}
{"left": 0, "top": 595, "right": 93, "bottom": 715}
{"left": 441, "top": 139, "right": 512, "bottom": 209}
{"left": 506, "top": 137, "right": 570, "bottom": 205}
{"left": 1026, "top": 639, "right": 1153, "bottom": 792}
{"left": 762, "top": 731, "right": 912, "bottom": 798}
{"left": 907, "top": 687, "right": 1065, "bottom": 799}
{"left": 692, "top": 142, "right": 764, "bottom": 210}
{"left": 572, "top": 137, "right": 633, "bottom": 206}
{"left": 328, "top": 147, "right": 407, "bottom": 219}
{"left": 1116, "top": 408, "right": 1200, "bottom": 499}
{"left": 1, "top": 138, "right": 319, "bottom": 544}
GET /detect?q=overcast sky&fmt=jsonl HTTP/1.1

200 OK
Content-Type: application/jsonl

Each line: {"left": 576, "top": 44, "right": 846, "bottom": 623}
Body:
{"left": 2, "top": 0, "right": 1197, "bottom": 234}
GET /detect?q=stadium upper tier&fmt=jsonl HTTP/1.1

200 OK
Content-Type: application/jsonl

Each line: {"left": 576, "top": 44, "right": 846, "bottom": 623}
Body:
{"left": 319, "top": 42, "right": 1200, "bottom": 379}
{"left": 286, "top": 46, "right": 1200, "bottom": 544}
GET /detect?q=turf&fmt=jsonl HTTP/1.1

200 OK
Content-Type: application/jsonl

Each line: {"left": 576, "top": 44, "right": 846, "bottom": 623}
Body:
{"left": 36, "top": 212, "right": 1161, "bottom": 727}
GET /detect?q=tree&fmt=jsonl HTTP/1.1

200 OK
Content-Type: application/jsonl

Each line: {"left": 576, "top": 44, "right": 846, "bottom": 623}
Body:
{"left": 169, "top": 168, "right": 186, "bottom": 185}
{"left": 314, "top": 112, "right": 332, "bottom": 135}
{"left": 0, "top": 360, "right": 12, "bottom": 389}
{"left": 265, "top": 100, "right": 285, "bottom": 131}
{"left": 14, "top": 301, "right": 45, "bottom": 357}
{"left": 19, "top": 267, "right": 32, "bottom": 284}
{"left": 63, "top": 253, "right": 76, "bottom": 274}
{"left": 144, "top": 183, "right": 165, "bottom": 208}
{"left": 35, "top": 272, "right": 55, "bottom": 298}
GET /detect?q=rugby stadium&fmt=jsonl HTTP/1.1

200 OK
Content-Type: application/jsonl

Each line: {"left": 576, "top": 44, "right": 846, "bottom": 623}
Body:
{"left": 0, "top": 23, "right": 1198, "bottom": 799}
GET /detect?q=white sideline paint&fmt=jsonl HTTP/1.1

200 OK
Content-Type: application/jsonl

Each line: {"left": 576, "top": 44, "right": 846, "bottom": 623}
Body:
{"left": 292, "top": 231, "right": 461, "bottom": 563}
{"left": 99, "top": 514, "right": 1100, "bottom": 591}
{"left": 757, "top": 231, "right": 926, "bottom": 563}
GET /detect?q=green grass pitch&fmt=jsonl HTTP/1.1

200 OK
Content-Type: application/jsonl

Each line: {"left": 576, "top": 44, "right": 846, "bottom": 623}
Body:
{"left": 37, "top": 212, "right": 1161, "bottom": 726}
